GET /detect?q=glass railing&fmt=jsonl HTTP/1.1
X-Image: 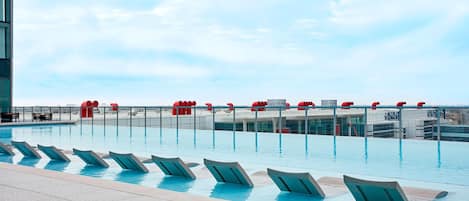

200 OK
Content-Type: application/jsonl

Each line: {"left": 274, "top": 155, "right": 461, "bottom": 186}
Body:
{"left": 3, "top": 105, "right": 469, "bottom": 143}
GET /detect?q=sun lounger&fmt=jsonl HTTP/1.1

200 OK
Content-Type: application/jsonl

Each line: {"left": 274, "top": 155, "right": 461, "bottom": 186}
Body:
{"left": 203, "top": 159, "right": 254, "bottom": 187}
{"left": 109, "top": 151, "right": 149, "bottom": 173}
{"left": 73, "top": 148, "right": 109, "bottom": 168}
{"left": 37, "top": 145, "right": 70, "bottom": 162}
{"left": 11, "top": 141, "right": 41, "bottom": 158}
{"left": 267, "top": 168, "right": 325, "bottom": 197}
{"left": 151, "top": 155, "right": 196, "bottom": 179}
{"left": 0, "top": 142, "right": 14, "bottom": 155}
{"left": 344, "top": 175, "right": 448, "bottom": 201}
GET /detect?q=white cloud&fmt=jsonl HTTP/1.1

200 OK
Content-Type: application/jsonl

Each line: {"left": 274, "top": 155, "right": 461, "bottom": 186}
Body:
{"left": 293, "top": 18, "right": 319, "bottom": 29}
{"left": 47, "top": 56, "right": 212, "bottom": 79}
{"left": 11, "top": 0, "right": 469, "bottom": 105}
{"left": 329, "top": 0, "right": 469, "bottom": 28}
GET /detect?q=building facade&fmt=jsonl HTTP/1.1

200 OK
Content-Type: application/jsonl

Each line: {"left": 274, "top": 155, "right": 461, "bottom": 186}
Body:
{"left": 0, "top": 0, "right": 12, "bottom": 112}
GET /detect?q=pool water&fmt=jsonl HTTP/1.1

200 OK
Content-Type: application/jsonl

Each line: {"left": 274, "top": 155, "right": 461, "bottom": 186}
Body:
{"left": 1, "top": 124, "right": 469, "bottom": 200}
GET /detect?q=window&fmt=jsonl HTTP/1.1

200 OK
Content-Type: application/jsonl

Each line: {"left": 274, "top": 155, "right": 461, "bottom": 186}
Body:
{"left": 0, "top": 28, "right": 5, "bottom": 58}
{"left": 0, "top": 78, "right": 10, "bottom": 112}
{"left": 0, "top": 0, "right": 4, "bottom": 22}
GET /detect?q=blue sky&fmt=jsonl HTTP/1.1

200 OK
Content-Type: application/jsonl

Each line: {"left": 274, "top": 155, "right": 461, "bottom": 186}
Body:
{"left": 13, "top": 0, "right": 469, "bottom": 106}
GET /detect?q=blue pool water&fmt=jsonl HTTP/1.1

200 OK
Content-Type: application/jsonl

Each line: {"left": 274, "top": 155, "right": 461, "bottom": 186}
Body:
{"left": 1, "top": 124, "right": 469, "bottom": 200}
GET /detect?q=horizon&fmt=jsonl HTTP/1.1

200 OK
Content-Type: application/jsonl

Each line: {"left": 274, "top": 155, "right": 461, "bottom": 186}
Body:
{"left": 12, "top": 0, "right": 469, "bottom": 106}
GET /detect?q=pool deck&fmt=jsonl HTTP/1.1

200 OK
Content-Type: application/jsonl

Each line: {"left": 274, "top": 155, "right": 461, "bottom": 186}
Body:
{"left": 0, "top": 163, "right": 222, "bottom": 201}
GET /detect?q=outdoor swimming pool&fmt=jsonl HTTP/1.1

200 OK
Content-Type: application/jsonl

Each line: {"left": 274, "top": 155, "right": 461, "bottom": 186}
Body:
{"left": 1, "top": 124, "right": 469, "bottom": 200}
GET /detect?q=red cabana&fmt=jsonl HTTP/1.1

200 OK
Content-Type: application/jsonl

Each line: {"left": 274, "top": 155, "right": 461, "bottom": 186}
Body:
{"left": 110, "top": 103, "right": 119, "bottom": 111}
{"left": 341, "top": 101, "right": 354, "bottom": 109}
{"left": 205, "top": 103, "right": 213, "bottom": 111}
{"left": 396, "top": 101, "right": 407, "bottom": 107}
{"left": 251, "top": 101, "right": 267, "bottom": 112}
{"left": 226, "top": 103, "right": 234, "bottom": 111}
{"left": 172, "top": 100, "right": 196, "bottom": 115}
{"left": 371, "top": 102, "right": 380, "bottom": 110}
{"left": 186, "top": 101, "right": 197, "bottom": 115}
{"left": 298, "top": 101, "right": 315, "bottom": 110}
{"left": 417, "top": 102, "right": 426, "bottom": 108}
{"left": 81, "top": 100, "right": 99, "bottom": 118}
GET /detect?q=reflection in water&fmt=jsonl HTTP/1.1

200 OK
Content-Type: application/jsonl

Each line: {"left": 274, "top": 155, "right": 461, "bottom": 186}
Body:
{"left": 0, "top": 155, "right": 13, "bottom": 163}
{"left": 304, "top": 134, "right": 308, "bottom": 155}
{"left": 115, "top": 170, "right": 147, "bottom": 184}
{"left": 210, "top": 183, "right": 253, "bottom": 201}
{"left": 157, "top": 176, "right": 194, "bottom": 192}
{"left": 79, "top": 166, "right": 108, "bottom": 178}
{"left": 364, "top": 138, "right": 368, "bottom": 163}
{"left": 437, "top": 142, "right": 441, "bottom": 168}
{"left": 44, "top": 161, "right": 70, "bottom": 172}
{"left": 275, "top": 192, "right": 324, "bottom": 201}
{"left": 17, "top": 158, "right": 40, "bottom": 167}
{"left": 333, "top": 136, "right": 337, "bottom": 159}
{"left": 0, "top": 128, "right": 12, "bottom": 144}
{"left": 31, "top": 126, "right": 53, "bottom": 135}
{"left": 278, "top": 133, "right": 283, "bottom": 154}
{"left": 399, "top": 139, "right": 403, "bottom": 167}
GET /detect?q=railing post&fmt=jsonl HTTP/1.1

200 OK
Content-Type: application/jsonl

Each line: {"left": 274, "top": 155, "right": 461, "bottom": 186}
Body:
{"left": 144, "top": 107, "right": 147, "bottom": 136}
{"left": 91, "top": 106, "right": 94, "bottom": 132}
{"left": 305, "top": 107, "right": 308, "bottom": 152}
{"left": 255, "top": 109, "right": 258, "bottom": 151}
{"left": 278, "top": 107, "right": 283, "bottom": 153}
{"left": 212, "top": 108, "right": 215, "bottom": 149}
{"left": 69, "top": 107, "right": 71, "bottom": 121}
{"left": 159, "top": 107, "right": 162, "bottom": 140}
{"left": 333, "top": 107, "right": 337, "bottom": 137}
{"left": 364, "top": 107, "right": 368, "bottom": 139}
{"left": 59, "top": 107, "right": 61, "bottom": 121}
{"left": 116, "top": 106, "right": 119, "bottom": 136}
{"left": 399, "top": 107, "right": 403, "bottom": 140}
{"left": 176, "top": 107, "right": 179, "bottom": 144}
{"left": 398, "top": 107, "right": 403, "bottom": 162}
{"left": 364, "top": 107, "right": 368, "bottom": 160}
{"left": 333, "top": 107, "right": 337, "bottom": 157}
{"left": 232, "top": 107, "right": 236, "bottom": 150}
{"left": 193, "top": 106, "right": 197, "bottom": 145}
{"left": 103, "top": 106, "right": 106, "bottom": 128}
{"left": 437, "top": 107, "right": 441, "bottom": 142}
{"left": 22, "top": 107, "right": 25, "bottom": 122}
{"left": 129, "top": 106, "right": 133, "bottom": 136}
{"left": 193, "top": 106, "right": 196, "bottom": 133}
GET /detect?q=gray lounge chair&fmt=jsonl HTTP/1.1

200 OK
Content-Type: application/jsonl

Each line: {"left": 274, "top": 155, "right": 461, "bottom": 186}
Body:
{"left": 151, "top": 155, "right": 196, "bottom": 180}
{"left": 0, "top": 142, "right": 14, "bottom": 155}
{"left": 37, "top": 145, "right": 71, "bottom": 162}
{"left": 203, "top": 159, "right": 253, "bottom": 187}
{"left": 11, "top": 141, "right": 41, "bottom": 158}
{"left": 73, "top": 148, "right": 109, "bottom": 168}
{"left": 344, "top": 175, "right": 448, "bottom": 201}
{"left": 109, "top": 151, "right": 149, "bottom": 173}
{"left": 267, "top": 168, "right": 325, "bottom": 197}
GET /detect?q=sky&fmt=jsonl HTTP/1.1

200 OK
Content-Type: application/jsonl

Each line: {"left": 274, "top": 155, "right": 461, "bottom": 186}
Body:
{"left": 12, "top": 0, "right": 469, "bottom": 106}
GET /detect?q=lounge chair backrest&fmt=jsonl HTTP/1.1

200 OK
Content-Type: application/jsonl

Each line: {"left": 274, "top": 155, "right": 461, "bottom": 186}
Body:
{"left": 151, "top": 155, "right": 196, "bottom": 180}
{"left": 109, "top": 152, "right": 149, "bottom": 173}
{"left": 267, "top": 168, "right": 325, "bottom": 197}
{"left": 0, "top": 142, "right": 14, "bottom": 155}
{"left": 73, "top": 148, "right": 109, "bottom": 168}
{"left": 11, "top": 141, "right": 41, "bottom": 158}
{"left": 344, "top": 175, "right": 408, "bottom": 201}
{"left": 38, "top": 145, "right": 71, "bottom": 162}
{"left": 204, "top": 159, "right": 254, "bottom": 187}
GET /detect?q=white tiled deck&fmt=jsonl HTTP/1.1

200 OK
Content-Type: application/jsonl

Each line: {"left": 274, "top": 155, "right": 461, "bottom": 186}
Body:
{"left": 0, "top": 163, "right": 222, "bottom": 201}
